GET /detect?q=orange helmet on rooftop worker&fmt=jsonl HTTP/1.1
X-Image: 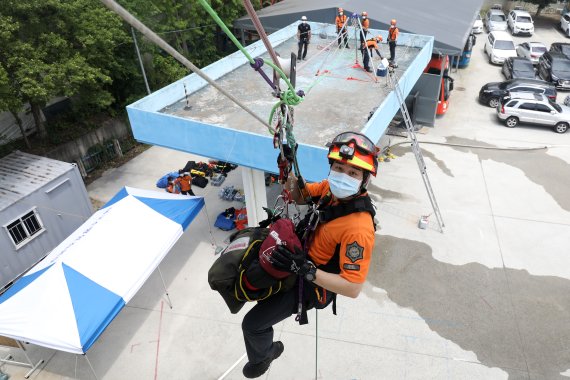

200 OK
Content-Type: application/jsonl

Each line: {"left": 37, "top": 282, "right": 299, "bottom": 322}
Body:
{"left": 338, "top": 7, "right": 343, "bottom": 13}
{"left": 362, "top": 11, "right": 368, "bottom": 17}
{"left": 391, "top": 19, "right": 397, "bottom": 26}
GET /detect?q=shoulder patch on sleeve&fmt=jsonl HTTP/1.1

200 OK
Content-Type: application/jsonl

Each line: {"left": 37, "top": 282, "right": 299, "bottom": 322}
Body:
{"left": 345, "top": 241, "right": 364, "bottom": 263}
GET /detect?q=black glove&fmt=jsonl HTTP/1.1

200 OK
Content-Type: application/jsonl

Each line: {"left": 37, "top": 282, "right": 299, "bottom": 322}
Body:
{"left": 272, "top": 245, "right": 312, "bottom": 275}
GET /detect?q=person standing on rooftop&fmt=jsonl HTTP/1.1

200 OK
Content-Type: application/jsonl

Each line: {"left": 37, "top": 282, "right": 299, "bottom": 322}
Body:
{"left": 297, "top": 16, "right": 311, "bottom": 60}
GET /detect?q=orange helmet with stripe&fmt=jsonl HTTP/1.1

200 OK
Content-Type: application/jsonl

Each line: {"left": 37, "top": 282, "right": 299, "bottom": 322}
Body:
{"left": 327, "top": 132, "right": 379, "bottom": 177}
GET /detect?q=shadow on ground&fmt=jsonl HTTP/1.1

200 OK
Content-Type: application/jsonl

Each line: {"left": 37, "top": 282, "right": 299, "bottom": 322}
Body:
{"left": 366, "top": 235, "right": 570, "bottom": 379}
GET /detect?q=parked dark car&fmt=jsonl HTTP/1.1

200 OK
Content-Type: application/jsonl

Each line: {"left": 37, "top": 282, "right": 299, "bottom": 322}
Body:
{"left": 502, "top": 57, "right": 535, "bottom": 79}
{"left": 550, "top": 43, "right": 570, "bottom": 59}
{"left": 479, "top": 78, "right": 557, "bottom": 108}
{"left": 537, "top": 52, "right": 570, "bottom": 89}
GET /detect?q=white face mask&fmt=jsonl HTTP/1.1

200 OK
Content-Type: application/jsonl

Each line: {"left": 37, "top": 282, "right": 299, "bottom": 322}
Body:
{"left": 328, "top": 170, "right": 362, "bottom": 199}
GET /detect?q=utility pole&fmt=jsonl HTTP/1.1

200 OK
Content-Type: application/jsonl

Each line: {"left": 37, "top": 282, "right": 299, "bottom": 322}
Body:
{"left": 131, "top": 27, "right": 151, "bottom": 95}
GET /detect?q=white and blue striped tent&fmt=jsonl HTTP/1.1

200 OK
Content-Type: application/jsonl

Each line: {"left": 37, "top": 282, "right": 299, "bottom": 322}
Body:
{"left": 0, "top": 187, "right": 204, "bottom": 354}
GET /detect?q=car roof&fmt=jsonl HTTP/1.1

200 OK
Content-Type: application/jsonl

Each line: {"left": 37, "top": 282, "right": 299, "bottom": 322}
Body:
{"left": 488, "top": 9, "right": 505, "bottom": 15}
{"left": 511, "top": 10, "right": 532, "bottom": 16}
{"left": 551, "top": 42, "right": 570, "bottom": 47}
{"left": 510, "top": 57, "right": 533, "bottom": 65}
{"left": 548, "top": 51, "right": 569, "bottom": 60}
{"left": 491, "top": 31, "right": 513, "bottom": 39}
{"left": 507, "top": 92, "right": 545, "bottom": 101}
{"left": 506, "top": 78, "right": 553, "bottom": 87}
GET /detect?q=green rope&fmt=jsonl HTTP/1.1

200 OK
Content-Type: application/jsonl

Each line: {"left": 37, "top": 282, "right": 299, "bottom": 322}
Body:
{"left": 197, "top": 0, "right": 302, "bottom": 111}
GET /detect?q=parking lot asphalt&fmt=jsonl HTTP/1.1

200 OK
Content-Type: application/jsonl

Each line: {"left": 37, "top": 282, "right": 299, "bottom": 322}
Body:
{"left": 2, "top": 14, "right": 570, "bottom": 380}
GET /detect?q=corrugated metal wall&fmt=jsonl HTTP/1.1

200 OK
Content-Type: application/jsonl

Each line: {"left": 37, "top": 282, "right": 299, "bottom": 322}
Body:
{"left": 0, "top": 165, "right": 93, "bottom": 290}
{"left": 0, "top": 109, "right": 38, "bottom": 145}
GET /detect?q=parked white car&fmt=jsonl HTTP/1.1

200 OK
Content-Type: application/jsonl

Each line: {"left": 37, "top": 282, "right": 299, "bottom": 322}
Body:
{"left": 485, "top": 31, "right": 517, "bottom": 64}
{"left": 485, "top": 9, "right": 508, "bottom": 32}
{"left": 473, "top": 13, "right": 484, "bottom": 34}
{"left": 497, "top": 92, "right": 570, "bottom": 133}
{"left": 516, "top": 42, "right": 547, "bottom": 64}
{"left": 561, "top": 13, "right": 570, "bottom": 37}
{"left": 507, "top": 10, "right": 534, "bottom": 35}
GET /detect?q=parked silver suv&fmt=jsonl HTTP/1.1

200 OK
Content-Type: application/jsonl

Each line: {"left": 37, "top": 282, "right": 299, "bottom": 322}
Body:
{"left": 496, "top": 92, "right": 570, "bottom": 133}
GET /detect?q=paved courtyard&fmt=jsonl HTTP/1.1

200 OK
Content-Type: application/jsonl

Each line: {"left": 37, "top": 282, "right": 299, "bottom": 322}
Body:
{"left": 2, "top": 14, "right": 570, "bottom": 380}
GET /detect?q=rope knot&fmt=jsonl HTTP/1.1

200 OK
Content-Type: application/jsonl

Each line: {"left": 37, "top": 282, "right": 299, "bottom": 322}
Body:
{"left": 281, "top": 89, "right": 302, "bottom": 106}
{"left": 250, "top": 57, "right": 264, "bottom": 70}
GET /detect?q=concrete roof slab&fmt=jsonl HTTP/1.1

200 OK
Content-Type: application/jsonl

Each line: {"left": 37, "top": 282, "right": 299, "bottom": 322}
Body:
{"left": 127, "top": 22, "right": 433, "bottom": 181}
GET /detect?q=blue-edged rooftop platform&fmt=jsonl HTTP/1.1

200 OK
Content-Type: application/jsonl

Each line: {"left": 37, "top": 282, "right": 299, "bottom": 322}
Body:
{"left": 127, "top": 22, "right": 434, "bottom": 181}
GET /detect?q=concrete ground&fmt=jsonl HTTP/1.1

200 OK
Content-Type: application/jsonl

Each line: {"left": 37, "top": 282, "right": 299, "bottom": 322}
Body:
{"left": 2, "top": 15, "right": 570, "bottom": 380}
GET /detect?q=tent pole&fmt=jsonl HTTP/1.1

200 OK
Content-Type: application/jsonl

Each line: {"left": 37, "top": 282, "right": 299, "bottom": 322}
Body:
{"left": 157, "top": 266, "right": 173, "bottom": 309}
{"left": 217, "top": 353, "right": 246, "bottom": 380}
{"left": 84, "top": 354, "right": 98, "bottom": 380}
{"left": 315, "top": 308, "right": 318, "bottom": 380}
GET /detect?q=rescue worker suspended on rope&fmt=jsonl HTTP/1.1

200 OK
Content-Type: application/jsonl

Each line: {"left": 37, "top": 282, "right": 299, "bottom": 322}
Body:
{"left": 335, "top": 8, "right": 349, "bottom": 48}
{"left": 240, "top": 132, "right": 379, "bottom": 378}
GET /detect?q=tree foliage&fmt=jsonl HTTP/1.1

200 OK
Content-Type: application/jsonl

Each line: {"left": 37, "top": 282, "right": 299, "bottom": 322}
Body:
{"left": 0, "top": 0, "right": 250, "bottom": 142}
{"left": 0, "top": 0, "right": 129, "bottom": 138}
{"left": 521, "top": 0, "right": 558, "bottom": 16}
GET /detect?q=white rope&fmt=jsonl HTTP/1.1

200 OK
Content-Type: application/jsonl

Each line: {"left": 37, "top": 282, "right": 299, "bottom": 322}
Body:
{"left": 99, "top": 0, "right": 272, "bottom": 132}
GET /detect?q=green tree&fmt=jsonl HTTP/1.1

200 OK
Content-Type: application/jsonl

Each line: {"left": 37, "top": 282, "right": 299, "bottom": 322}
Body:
{"left": 118, "top": 0, "right": 243, "bottom": 82}
{"left": 0, "top": 15, "right": 30, "bottom": 148}
{"left": 0, "top": 0, "right": 129, "bottom": 139}
{"left": 524, "top": 0, "right": 557, "bottom": 16}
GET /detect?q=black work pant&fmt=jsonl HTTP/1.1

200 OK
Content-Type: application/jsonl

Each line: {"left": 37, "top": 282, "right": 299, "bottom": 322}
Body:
{"left": 389, "top": 41, "right": 396, "bottom": 61}
{"left": 181, "top": 190, "right": 195, "bottom": 196}
{"left": 242, "top": 280, "right": 322, "bottom": 364}
{"left": 370, "top": 48, "right": 382, "bottom": 58}
{"left": 361, "top": 48, "right": 370, "bottom": 70}
{"left": 298, "top": 40, "right": 308, "bottom": 59}
{"left": 337, "top": 29, "right": 348, "bottom": 47}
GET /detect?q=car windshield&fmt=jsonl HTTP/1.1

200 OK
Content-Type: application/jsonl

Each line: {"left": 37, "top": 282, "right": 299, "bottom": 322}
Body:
{"left": 491, "top": 14, "right": 506, "bottom": 22}
{"left": 552, "top": 60, "right": 570, "bottom": 71}
{"left": 560, "top": 46, "right": 570, "bottom": 56}
{"left": 513, "top": 60, "right": 532, "bottom": 69}
{"left": 550, "top": 102, "right": 562, "bottom": 112}
{"left": 517, "top": 16, "right": 532, "bottom": 23}
{"left": 495, "top": 40, "right": 515, "bottom": 50}
{"left": 531, "top": 45, "right": 546, "bottom": 53}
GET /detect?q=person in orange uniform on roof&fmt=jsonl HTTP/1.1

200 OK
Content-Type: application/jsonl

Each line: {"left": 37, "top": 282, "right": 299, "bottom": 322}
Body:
{"left": 240, "top": 132, "right": 378, "bottom": 378}
{"left": 335, "top": 7, "right": 349, "bottom": 48}
{"left": 361, "top": 11, "right": 370, "bottom": 32}
{"left": 175, "top": 172, "right": 195, "bottom": 196}
{"left": 388, "top": 19, "right": 399, "bottom": 63}
{"left": 367, "top": 35, "right": 384, "bottom": 59}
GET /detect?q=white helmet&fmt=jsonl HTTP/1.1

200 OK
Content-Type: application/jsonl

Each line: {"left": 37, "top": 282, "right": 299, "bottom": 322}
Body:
{"left": 301, "top": 16, "right": 307, "bottom": 21}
